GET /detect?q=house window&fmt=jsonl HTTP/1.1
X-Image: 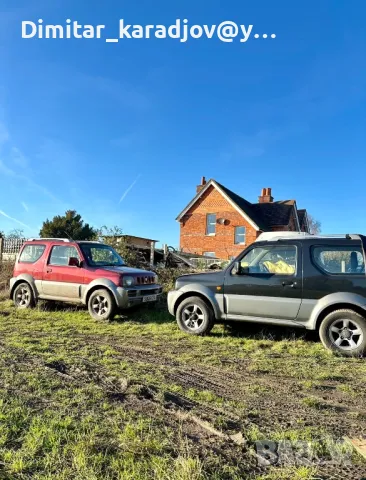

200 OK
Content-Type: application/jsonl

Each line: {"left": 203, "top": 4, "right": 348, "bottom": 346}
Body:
{"left": 203, "top": 252, "right": 216, "bottom": 257}
{"left": 234, "top": 226, "right": 246, "bottom": 244}
{"left": 206, "top": 214, "right": 216, "bottom": 235}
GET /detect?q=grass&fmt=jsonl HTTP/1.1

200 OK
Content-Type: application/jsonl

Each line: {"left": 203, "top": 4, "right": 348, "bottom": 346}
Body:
{"left": 0, "top": 298, "right": 365, "bottom": 479}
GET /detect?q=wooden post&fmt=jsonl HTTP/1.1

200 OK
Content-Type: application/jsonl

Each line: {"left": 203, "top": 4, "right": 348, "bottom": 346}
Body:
{"left": 163, "top": 244, "right": 168, "bottom": 262}
{"left": 0, "top": 237, "right": 3, "bottom": 263}
{"left": 150, "top": 241, "right": 155, "bottom": 266}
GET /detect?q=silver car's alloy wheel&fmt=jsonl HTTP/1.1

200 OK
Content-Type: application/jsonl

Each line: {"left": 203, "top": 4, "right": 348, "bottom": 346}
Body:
{"left": 328, "top": 318, "right": 364, "bottom": 351}
{"left": 91, "top": 295, "right": 109, "bottom": 317}
{"left": 182, "top": 304, "right": 205, "bottom": 331}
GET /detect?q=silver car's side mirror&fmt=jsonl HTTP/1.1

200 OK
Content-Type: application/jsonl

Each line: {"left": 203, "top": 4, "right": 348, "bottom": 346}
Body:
{"left": 234, "top": 262, "right": 249, "bottom": 275}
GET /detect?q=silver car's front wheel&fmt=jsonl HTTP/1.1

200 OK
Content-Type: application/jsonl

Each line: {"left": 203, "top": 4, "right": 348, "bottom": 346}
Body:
{"left": 182, "top": 304, "right": 205, "bottom": 332}
{"left": 176, "top": 296, "right": 215, "bottom": 336}
{"left": 320, "top": 309, "right": 366, "bottom": 357}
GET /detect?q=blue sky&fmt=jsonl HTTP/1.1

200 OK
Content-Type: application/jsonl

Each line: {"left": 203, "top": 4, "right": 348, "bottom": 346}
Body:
{"left": 0, "top": 0, "right": 365, "bottom": 247}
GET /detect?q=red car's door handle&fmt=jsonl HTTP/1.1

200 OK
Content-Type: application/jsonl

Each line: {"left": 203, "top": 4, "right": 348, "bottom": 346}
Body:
{"left": 47, "top": 268, "right": 53, "bottom": 273}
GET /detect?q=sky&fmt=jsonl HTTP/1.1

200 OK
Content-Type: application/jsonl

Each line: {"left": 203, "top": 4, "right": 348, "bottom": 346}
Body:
{"left": 0, "top": 0, "right": 365, "bottom": 247}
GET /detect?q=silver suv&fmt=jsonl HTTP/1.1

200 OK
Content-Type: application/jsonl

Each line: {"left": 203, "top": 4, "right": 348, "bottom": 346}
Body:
{"left": 168, "top": 233, "right": 366, "bottom": 356}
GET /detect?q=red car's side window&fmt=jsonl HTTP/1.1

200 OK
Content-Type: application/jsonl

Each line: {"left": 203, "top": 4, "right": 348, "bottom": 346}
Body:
{"left": 18, "top": 244, "right": 46, "bottom": 263}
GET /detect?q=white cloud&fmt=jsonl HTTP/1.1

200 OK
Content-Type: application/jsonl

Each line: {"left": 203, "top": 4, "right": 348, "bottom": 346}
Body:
{"left": 0, "top": 209, "right": 31, "bottom": 230}
{"left": 0, "top": 121, "right": 60, "bottom": 203}
{"left": 0, "top": 122, "right": 9, "bottom": 146}
{"left": 119, "top": 175, "right": 141, "bottom": 203}
{"left": 11, "top": 146, "right": 28, "bottom": 168}
{"left": 21, "top": 202, "right": 29, "bottom": 212}
{"left": 0, "top": 158, "right": 59, "bottom": 202}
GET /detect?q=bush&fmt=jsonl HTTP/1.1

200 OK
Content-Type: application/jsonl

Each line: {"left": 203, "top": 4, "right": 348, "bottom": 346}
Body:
{"left": 0, "top": 261, "right": 13, "bottom": 300}
{"left": 154, "top": 268, "right": 182, "bottom": 293}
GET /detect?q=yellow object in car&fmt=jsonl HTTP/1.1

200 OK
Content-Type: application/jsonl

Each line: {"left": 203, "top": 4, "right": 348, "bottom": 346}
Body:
{"left": 263, "top": 260, "right": 295, "bottom": 274}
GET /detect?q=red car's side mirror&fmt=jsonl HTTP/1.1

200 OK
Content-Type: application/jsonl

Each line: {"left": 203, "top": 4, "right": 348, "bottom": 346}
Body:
{"left": 68, "top": 257, "right": 80, "bottom": 267}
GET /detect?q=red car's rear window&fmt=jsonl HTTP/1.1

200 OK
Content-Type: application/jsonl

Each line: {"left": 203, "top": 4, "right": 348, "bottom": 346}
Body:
{"left": 19, "top": 244, "right": 46, "bottom": 263}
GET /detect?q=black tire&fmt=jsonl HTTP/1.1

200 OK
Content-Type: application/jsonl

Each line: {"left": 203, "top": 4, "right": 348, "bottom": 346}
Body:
{"left": 319, "top": 309, "right": 366, "bottom": 357}
{"left": 88, "top": 289, "right": 116, "bottom": 321}
{"left": 13, "top": 282, "right": 36, "bottom": 309}
{"left": 176, "top": 296, "right": 215, "bottom": 335}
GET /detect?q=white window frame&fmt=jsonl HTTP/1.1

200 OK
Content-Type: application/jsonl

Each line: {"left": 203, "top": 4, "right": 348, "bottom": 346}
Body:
{"left": 206, "top": 214, "right": 216, "bottom": 235}
{"left": 234, "top": 226, "right": 246, "bottom": 245}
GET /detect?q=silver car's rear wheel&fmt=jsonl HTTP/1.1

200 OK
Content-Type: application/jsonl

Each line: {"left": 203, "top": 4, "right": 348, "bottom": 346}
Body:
{"left": 328, "top": 318, "right": 363, "bottom": 351}
{"left": 319, "top": 309, "right": 366, "bottom": 357}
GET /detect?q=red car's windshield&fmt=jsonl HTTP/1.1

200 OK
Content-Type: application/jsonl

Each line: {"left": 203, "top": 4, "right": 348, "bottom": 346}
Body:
{"left": 80, "top": 244, "right": 125, "bottom": 267}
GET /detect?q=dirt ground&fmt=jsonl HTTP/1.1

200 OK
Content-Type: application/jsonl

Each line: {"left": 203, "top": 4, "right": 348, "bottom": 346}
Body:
{"left": 0, "top": 299, "right": 365, "bottom": 479}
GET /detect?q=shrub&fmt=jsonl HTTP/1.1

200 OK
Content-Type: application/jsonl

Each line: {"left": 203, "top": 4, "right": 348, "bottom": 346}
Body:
{"left": 153, "top": 267, "right": 185, "bottom": 293}
{"left": 0, "top": 261, "right": 13, "bottom": 300}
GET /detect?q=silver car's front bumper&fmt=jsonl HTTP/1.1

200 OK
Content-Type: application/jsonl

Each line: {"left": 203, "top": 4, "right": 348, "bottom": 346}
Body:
{"left": 167, "top": 289, "right": 184, "bottom": 316}
{"left": 116, "top": 285, "right": 163, "bottom": 309}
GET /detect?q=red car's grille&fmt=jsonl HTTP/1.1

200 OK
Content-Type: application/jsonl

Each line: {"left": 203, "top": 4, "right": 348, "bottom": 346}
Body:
{"left": 136, "top": 276, "right": 155, "bottom": 285}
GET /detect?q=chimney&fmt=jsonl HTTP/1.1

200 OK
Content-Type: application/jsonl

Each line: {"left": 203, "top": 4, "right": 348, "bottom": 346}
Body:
{"left": 196, "top": 176, "right": 207, "bottom": 193}
{"left": 258, "top": 187, "right": 274, "bottom": 203}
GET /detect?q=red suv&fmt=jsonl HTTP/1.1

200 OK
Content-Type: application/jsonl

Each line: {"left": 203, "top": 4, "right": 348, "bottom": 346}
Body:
{"left": 10, "top": 238, "right": 162, "bottom": 320}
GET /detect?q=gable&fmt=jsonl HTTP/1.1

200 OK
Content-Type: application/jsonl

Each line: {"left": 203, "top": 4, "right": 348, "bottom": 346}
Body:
{"left": 177, "top": 179, "right": 261, "bottom": 230}
{"left": 177, "top": 179, "right": 305, "bottom": 233}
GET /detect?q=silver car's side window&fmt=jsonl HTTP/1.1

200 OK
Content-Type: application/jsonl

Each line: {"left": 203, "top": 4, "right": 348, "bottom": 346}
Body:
{"left": 240, "top": 245, "right": 297, "bottom": 276}
{"left": 312, "top": 246, "right": 365, "bottom": 275}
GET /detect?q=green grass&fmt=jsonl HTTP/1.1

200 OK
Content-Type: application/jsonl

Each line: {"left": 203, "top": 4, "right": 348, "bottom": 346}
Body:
{"left": 0, "top": 299, "right": 365, "bottom": 479}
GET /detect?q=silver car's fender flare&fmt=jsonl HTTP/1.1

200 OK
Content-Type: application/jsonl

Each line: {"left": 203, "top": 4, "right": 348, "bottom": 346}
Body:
{"left": 308, "top": 292, "right": 366, "bottom": 330}
{"left": 173, "top": 283, "right": 223, "bottom": 319}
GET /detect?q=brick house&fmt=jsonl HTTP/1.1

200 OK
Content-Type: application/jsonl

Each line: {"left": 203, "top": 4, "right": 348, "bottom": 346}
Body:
{"left": 176, "top": 177, "right": 310, "bottom": 260}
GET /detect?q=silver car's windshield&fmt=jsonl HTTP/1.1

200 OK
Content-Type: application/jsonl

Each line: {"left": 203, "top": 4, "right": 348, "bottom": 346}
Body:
{"left": 80, "top": 244, "right": 125, "bottom": 267}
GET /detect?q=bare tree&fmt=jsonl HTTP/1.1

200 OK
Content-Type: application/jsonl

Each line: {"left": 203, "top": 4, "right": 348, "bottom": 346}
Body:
{"left": 7, "top": 229, "right": 25, "bottom": 239}
{"left": 308, "top": 215, "right": 321, "bottom": 235}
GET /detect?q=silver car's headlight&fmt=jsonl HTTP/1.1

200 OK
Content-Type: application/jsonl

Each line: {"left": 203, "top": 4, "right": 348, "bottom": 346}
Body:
{"left": 123, "top": 276, "right": 134, "bottom": 287}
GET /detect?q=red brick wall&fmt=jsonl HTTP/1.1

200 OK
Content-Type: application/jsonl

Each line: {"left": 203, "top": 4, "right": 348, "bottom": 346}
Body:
{"left": 179, "top": 186, "right": 259, "bottom": 260}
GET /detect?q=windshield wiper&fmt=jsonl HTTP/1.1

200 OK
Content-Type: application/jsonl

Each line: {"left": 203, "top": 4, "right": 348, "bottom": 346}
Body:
{"left": 101, "top": 263, "right": 124, "bottom": 267}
